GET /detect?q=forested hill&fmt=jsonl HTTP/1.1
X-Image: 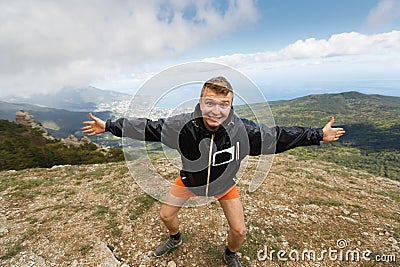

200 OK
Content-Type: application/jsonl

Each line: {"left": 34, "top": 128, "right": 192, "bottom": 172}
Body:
{"left": 237, "top": 91, "right": 400, "bottom": 181}
{"left": 0, "top": 119, "right": 124, "bottom": 171}
{"left": 270, "top": 91, "right": 399, "bottom": 130}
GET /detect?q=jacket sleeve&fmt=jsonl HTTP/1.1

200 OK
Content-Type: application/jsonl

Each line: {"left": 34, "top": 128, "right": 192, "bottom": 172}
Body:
{"left": 105, "top": 114, "right": 190, "bottom": 149}
{"left": 105, "top": 117, "right": 164, "bottom": 141}
{"left": 243, "top": 119, "right": 324, "bottom": 155}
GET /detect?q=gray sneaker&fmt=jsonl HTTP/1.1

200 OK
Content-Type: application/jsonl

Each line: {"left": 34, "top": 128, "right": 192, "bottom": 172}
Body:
{"left": 223, "top": 252, "right": 243, "bottom": 267}
{"left": 153, "top": 236, "right": 182, "bottom": 257}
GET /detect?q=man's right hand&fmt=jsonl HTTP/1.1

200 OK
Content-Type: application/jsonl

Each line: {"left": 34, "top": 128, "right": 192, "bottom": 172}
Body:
{"left": 82, "top": 113, "right": 106, "bottom": 136}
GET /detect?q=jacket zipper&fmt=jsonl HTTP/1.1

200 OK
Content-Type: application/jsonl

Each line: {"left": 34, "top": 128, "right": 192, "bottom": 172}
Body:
{"left": 205, "top": 133, "right": 215, "bottom": 197}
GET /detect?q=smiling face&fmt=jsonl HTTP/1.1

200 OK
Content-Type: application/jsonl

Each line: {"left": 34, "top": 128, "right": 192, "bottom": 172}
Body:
{"left": 199, "top": 87, "right": 233, "bottom": 131}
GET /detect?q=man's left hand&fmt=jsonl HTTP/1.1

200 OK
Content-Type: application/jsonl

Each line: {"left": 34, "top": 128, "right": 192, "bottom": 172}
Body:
{"left": 322, "top": 117, "right": 346, "bottom": 142}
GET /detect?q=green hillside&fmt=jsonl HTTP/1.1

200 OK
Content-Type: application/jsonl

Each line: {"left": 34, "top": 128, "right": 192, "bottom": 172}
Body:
{"left": 0, "top": 120, "right": 124, "bottom": 171}
{"left": 237, "top": 91, "right": 400, "bottom": 181}
{"left": 0, "top": 100, "right": 112, "bottom": 139}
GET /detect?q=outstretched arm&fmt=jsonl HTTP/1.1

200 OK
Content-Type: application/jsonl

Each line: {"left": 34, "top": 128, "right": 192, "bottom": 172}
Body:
{"left": 322, "top": 117, "right": 346, "bottom": 142}
{"left": 245, "top": 116, "right": 346, "bottom": 155}
{"left": 81, "top": 113, "right": 185, "bottom": 149}
{"left": 82, "top": 113, "right": 106, "bottom": 136}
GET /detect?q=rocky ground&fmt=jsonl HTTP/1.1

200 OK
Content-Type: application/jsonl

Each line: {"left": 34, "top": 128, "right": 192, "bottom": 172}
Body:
{"left": 0, "top": 154, "right": 399, "bottom": 266}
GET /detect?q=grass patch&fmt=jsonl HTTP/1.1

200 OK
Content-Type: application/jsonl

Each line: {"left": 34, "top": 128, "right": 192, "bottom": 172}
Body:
{"left": 372, "top": 211, "right": 394, "bottom": 220}
{"left": 7, "top": 190, "right": 42, "bottom": 199}
{"left": 204, "top": 241, "right": 222, "bottom": 259}
{"left": 239, "top": 223, "right": 281, "bottom": 265}
{"left": 322, "top": 199, "right": 344, "bottom": 207}
{"left": 306, "top": 174, "right": 326, "bottom": 182}
{"left": 311, "top": 182, "right": 343, "bottom": 192}
{"left": 203, "top": 241, "right": 225, "bottom": 266}
{"left": 181, "top": 233, "right": 189, "bottom": 243}
{"left": 106, "top": 219, "right": 121, "bottom": 237}
{"left": 93, "top": 181, "right": 113, "bottom": 194}
{"left": 129, "top": 194, "right": 157, "bottom": 220}
{"left": 93, "top": 205, "right": 116, "bottom": 219}
{"left": 0, "top": 230, "right": 36, "bottom": 260}
{"left": 329, "top": 169, "right": 351, "bottom": 177}
{"left": 270, "top": 225, "right": 281, "bottom": 238}
{"left": 44, "top": 188, "right": 65, "bottom": 196}
{"left": 1, "top": 241, "right": 23, "bottom": 260}
{"left": 63, "top": 189, "right": 76, "bottom": 199}
{"left": 15, "top": 178, "right": 53, "bottom": 190}
{"left": 119, "top": 167, "right": 129, "bottom": 175}
{"left": 94, "top": 205, "right": 110, "bottom": 217}
{"left": 93, "top": 181, "right": 126, "bottom": 200}
{"left": 370, "top": 190, "right": 400, "bottom": 202}
{"left": 26, "top": 217, "right": 39, "bottom": 224}
{"left": 92, "top": 206, "right": 120, "bottom": 235}
{"left": 79, "top": 244, "right": 93, "bottom": 256}
{"left": 77, "top": 168, "right": 107, "bottom": 181}
{"left": 0, "top": 176, "right": 53, "bottom": 192}
{"left": 348, "top": 203, "right": 367, "bottom": 212}
{"left": 303, "top": 197, "right": 345, "bottom": 207}
{"left": 1, "top": 176, "right": 54, "bottom": 199}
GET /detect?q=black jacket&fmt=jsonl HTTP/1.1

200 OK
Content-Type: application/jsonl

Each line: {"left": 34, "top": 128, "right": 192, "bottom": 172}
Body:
{"left": 106, "top": 104, "right": 324, "bottom": 196}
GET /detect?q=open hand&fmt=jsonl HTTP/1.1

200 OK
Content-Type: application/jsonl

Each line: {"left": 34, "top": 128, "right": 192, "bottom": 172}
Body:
{"left": 322, "top": 117, "right": 346, "bottom": 142}
{"left": 82, "top": 113, "right": 106, "bottom": 136}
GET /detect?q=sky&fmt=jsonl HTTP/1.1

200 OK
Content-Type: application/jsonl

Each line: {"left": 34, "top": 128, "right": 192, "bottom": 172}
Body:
{"left": 0, "top": 0, "right": 399, "bottom": 101}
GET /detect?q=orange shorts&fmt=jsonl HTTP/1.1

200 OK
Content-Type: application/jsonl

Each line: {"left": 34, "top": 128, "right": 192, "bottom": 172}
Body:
{"left": 170, "top": 176, "right": 240, "bottom": 200}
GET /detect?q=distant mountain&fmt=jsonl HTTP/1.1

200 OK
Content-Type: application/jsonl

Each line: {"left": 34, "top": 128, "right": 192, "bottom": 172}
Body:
{"left": 237, "top": 91, "right": 399, "bottom": 149}
{"left": 268, "top": 91, "right": 400, "bottom": 151}
{"left": 238, "top": 91, "right": 400, "bottom": 126}
{"left": 236, "top": 91, "right": 400, "bottom": 180}
{"left": 269, "top": 91, "right": 400, "bottom": 127}
{"left": 4, "top": 86, "right": 132, "bottom": 112}
{"left": 0, "top": 100, "right": 112, "bottom": 139}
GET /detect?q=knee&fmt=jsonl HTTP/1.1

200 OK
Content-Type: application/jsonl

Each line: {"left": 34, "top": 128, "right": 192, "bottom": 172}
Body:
{"left": 231, "top": 225, "right": 247, "bottom": 238}
{"left": 159, "top": 209, "right": 174, "bottom": 223}
{"left": 160, "top": 209, "right": 171, "bottom": 222}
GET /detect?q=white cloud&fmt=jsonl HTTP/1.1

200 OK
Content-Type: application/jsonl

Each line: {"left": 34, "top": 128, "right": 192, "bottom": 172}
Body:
{"left": 365, "top": 0, "right": 400, "bottom": 30}
{"left": 0, "top": 0, "right": 258, "bottom": 97}
{"left": 203, "top": 31, "right": 400, "bottom": 65}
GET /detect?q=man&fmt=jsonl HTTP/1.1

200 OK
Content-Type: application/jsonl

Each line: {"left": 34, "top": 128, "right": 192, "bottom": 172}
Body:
{"left": 82, "top": 76, "right": 345, "bottom": 267}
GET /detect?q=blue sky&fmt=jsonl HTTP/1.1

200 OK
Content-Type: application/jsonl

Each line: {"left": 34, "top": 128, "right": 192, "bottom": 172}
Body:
{"left": 0, "top": 0, "right": 399, "bottom": 101}
{"left": 212, "top": 0, "right": 380, "bottom": 52}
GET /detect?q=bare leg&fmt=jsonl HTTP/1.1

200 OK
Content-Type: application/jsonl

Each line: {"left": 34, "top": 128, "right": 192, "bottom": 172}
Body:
{"left": 159, "top": 194, "right": 187, "bottom": 234}
{"left": 219, "top": 198, "right": 246, "bottom": 252}
{"left": 154, "top": 195, "right": 188, "bottom": 257}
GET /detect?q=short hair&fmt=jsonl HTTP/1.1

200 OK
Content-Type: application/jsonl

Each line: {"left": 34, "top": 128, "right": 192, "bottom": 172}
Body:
{"left": 201, "top": 76, "right": 233, "bottom": 97}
